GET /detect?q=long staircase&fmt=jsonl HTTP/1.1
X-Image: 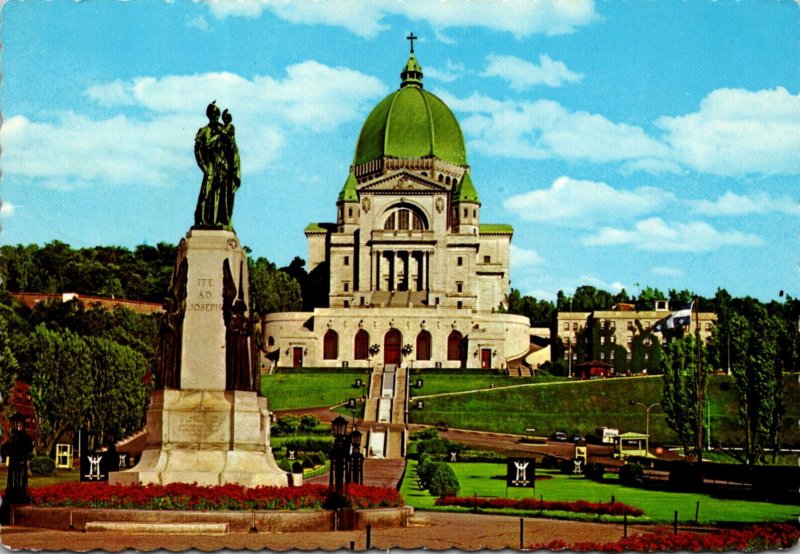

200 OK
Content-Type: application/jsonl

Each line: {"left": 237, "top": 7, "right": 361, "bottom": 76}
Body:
{"left": 360, "top": 363, "right": 408, "bottom": 460}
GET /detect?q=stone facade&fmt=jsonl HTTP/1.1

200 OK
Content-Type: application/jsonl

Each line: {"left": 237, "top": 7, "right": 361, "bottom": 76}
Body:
{"left": 264, "top": 50, "right": 531, "bottom": 371}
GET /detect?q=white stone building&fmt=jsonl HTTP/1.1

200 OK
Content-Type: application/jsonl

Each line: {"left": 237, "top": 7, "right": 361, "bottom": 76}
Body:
{"left": 264, "top": 48, "right": 532, "bottom": 370}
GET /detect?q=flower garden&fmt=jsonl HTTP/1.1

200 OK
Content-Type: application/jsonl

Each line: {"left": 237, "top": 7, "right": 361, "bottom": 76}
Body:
{"left": 29, "top": 482, "right": 404, "bottom": 511}
{"left": 435, "top": 496, "right": 644, "bottom": 517}
{"left": 529, "top": 522, "right": 800, "bottom": 552}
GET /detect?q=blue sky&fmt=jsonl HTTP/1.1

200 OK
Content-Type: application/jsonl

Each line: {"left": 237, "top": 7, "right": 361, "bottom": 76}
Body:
{"left": 1, "top": 1, "right": 798, "bottom": 302}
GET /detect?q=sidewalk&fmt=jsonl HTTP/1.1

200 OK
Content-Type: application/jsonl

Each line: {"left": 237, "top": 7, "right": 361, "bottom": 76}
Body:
{"left": 1, "top": 512, "right": 656, "bottom": 551}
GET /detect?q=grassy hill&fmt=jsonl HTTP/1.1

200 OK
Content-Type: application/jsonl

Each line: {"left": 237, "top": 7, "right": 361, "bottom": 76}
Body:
{"left": 409, "top": 374, "right": 800, "bottom": 447}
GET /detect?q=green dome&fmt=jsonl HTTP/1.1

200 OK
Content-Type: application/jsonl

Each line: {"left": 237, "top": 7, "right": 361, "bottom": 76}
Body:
{"left": 353, "top": 54, "right": 467, "bottom": 167}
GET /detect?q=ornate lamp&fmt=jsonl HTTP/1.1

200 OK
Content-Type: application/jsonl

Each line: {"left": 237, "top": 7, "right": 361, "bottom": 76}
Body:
{"left": 350, "top": 428, "right": 362, "bottom": 449}
{"left": 331, "top": 415, "right": 349, "bottom": 439}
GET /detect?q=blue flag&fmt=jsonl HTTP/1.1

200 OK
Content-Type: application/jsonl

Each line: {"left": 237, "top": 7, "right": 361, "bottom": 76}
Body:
{"left": 654, "top": 302, "right": 693, "bottom": 332}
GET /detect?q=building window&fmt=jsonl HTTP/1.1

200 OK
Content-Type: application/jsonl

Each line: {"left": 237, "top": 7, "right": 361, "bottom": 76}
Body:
{"left": 473, "top": 208, "right": 477, "bottom": 218}
{"left": 611, "top": 335, "right": 616, "bottom": 343}
{"left": 610, "top": 350, "right": 615, "bottom": 360}
{"left": 610, "top": 321, "right": 616, "bottom": 329}
{"left": 602, "top": 336, "right": 606, "bottom": 345}
{"left": 343, "top": 300, "right": 349, "bottom": 308}
{"left": 705, "top": 322, "right": 713, "bottom": 331}
{"left": 456, "top": 282, "right": 463, "bottom": 293}
{"left": 483, "top": 255, "right": 490, "bottom": 263}
{"left": 416, "top": 330, "right": 431, "bottom": 361}
{"left": 344, "top": 256, "right": 349, "bottom": 266}
{"left": 354, "top": 329, "right": 369, "bottom": 360}
{"left": 447, "top": 331, "right": 463, "bottom": 361}
{"left": 463, "top": 208, "right": 468, "bottom": 218}
{"left": 457, "top": 301, "right": 463, "bottom": 309}
{"left": 645, "top": 321, "right": 651, "bottom": 331}
{"left": 627, "top": 321, "right": 634, "bottom": 331}
{"left": 627, "top": 350, "right": 632, "bottom": 360}
{"left": 573, "top": 322, "right": 578, "bottom": 331}
{"left": 563, "top": 322, "right": 569, "bottom": 331}
{"left": 457, "top": 257, "right": 463, "bottom": 266}
{"left": 383, "top": 206, "right": 427, "bottom": 231}
{"left": 343, "top": 282, "right": 349, "bottom": 292}
{"left": 348, "top": 207, "right": 353, "bottom": 218}
{"left": 323, "top": 330, "right": 338, "bottom": 360}
{"left": 435, "top": 297, "right": 440, "bottom": 305}
{"left": 627, "top": 335, "right": 633, "bottom": 346}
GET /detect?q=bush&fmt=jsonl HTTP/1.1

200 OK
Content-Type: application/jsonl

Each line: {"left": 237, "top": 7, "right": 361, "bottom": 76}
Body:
{"left": 30, "top": 456, "right": 55, "bottom": 476}
{"left": 281, "top": 437, "right": 334, "bottom": 453}
{"left": 584, "top": 462, "right": 605, "bottom": 481}
{"left": 411, "top": 427, "right": 440, "bottom": 441}
{"left": 417, "top": 438, "right": 464, "bottom": 457}
{"left": 299, "top": 414, "right": 321, "bottom": 433}
{"left": 668, "top": 463, "right": 702, "bottom": 491}
{"left": 291, "top": 461, "right": 303, "bottom": 474}
{"left": 302, "top": 456, "right": 315, "bottom": 469}
{"left": 429, "top": 463, "right": 460, "bottom": 497}
{"left": 539, "top": 455, "right": 557, "bottom": 469}
{"left": 273, "top": 415, "right": 300, "bottom": 436}
{"left": 619, "top": 462, "right": 644, "bottom": 487}
{"left": 417, "top": 458, "right": 437, "bottom": 490}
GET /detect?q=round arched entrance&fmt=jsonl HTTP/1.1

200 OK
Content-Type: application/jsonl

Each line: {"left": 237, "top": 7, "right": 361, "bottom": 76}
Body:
{"left": 384, "top": 328, "right": 402, "bottom": 366}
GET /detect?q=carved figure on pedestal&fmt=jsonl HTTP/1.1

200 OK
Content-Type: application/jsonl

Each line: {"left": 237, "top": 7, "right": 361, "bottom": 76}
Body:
{"left": 223, "top": 259, "right": 254, "bottom": 391}
{"left": 155, "top": 258, "right": 188, "bottom": 389}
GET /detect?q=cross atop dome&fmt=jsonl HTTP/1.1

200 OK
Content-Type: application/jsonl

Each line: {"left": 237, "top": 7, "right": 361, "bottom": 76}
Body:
{"left": 406, "top": 32, "right": 417, "bottom": 53}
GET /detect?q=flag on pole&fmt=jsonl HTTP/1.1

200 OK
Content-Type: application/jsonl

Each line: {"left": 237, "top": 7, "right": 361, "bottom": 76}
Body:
{"left": 654, "top": 302, "right": 693, "bottom": 332}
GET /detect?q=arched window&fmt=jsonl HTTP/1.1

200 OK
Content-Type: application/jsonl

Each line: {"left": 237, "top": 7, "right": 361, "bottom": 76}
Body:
{"left": 447, "top": 331, "right": 463, "bottom": 361}
{"left": 383, "top": 205, "right": 428, "bottom": 231}
{"left": 416, "top": 330, "right": 431, "bottom": 361}
{"left": 323, "top": 330, "right": 338, "bottom": 360}
{"left": 354, "top": 329, "right": 369, "bottom": 360}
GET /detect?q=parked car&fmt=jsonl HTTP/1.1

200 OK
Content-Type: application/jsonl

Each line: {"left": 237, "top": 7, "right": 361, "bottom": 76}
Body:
{"left": 570, "top": 434, "right": 585, "bottom": 442}
{"left": 551, "top": 431, "right": 568, "bottom": 442}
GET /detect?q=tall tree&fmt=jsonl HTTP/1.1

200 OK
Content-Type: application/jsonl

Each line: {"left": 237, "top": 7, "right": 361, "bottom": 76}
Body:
{"left": 27, "top": 325, "right": 94, "bottom": 455}
{"left": 661, "top": 333, "right": 707, "bottom": 459}
{"left": 248, "top": 257, "right": 303, "bottom": 316}
{"left": 0, "top": 316, "right": 18, "bottom": 413}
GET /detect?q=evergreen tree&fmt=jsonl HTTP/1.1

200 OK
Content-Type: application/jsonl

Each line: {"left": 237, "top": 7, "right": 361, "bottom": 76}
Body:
{"left": 661, "top": 334, "right": 708, "bottom": 459}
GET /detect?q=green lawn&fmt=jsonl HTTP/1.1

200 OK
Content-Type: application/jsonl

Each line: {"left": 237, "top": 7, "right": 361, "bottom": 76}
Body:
{"left": 409, "top": 375, "right": 800, "bottom": 445}
{"left": 261, "top": 372, "right": 367, "bottom": 410}
{"left": 411, "top": 372, "right": 564, "bottom": 397}
{"left": 400, "top": 460, "right": 800, "bottom": 525}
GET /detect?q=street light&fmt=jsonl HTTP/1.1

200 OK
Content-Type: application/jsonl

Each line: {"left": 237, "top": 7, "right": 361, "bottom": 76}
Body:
{"left": 330, "top": 415, "right": 349, "bottom": 494}
{"left": 568, "top": 297, "right": 574, "bottom": 379}
{"left": 629, "top": 400, "right": 660, "bottom": 458}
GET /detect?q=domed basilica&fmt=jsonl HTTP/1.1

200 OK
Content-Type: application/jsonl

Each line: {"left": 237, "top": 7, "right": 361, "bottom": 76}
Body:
{"left": 264, "top": 45, "right": 533, "bottom": 372}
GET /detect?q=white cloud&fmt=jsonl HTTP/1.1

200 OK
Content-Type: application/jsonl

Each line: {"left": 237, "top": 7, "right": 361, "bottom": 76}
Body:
{"left": 186, "top": 15, "right": 210, "bottom": 31}
{"left": 503, "top": 176, "right": 672, "bottom": 225}
{"left": 652, "top": 266, "right": 684, "bottom": 277}
{"left": 578, "top": 275, "right": 624, "bottom": 293}
{"left": 656, "top": 87, "right": 800, "bottom": 176}
{"left": 692, "top": 190, "right": 800, "bottom": 217}
{"left": 582, "top": 217, "right": 763, "bottom": 252}
{"left": 425, "top": 60, "right": 464, "bottom": 83}
{"left": 6, "top": 63, "right": 387, "bottom": 189}
{"left": 482, "top": 54, "right": 582, "bottom": 89}
{"left": 204, "top": 0, "right": 597, "bottom": 38}
{"left": 0, "top": 200, "right": 15, "bottom": 217}
{"left": 441, "top": 94, "right": 669, "bottom": 163}
{"left": 510, "top": 243, "right": 544, "bottom": 267}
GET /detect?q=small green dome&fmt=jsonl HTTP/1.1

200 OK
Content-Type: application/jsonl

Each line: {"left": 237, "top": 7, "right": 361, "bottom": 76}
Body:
{"left": 453, "top": 172, "right": 480, "bottom": 204}
{"left": 338, "top": 170, "right": 358, "bottom": 202}
{"left": 353, "top": 53, "right": 467, "bottom": 167}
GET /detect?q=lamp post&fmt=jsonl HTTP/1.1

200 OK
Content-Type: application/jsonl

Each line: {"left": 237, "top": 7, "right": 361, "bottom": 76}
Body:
{"left": 629, "top": 400, "right": 660, "bottom": 458}
{"left": 330, "top": 415, "right": 349, "bottom": 495}
{"left": 350, "top": 428, "right": 363, "bottom": 485}
{"left": 568, "top": 297, "right": 574, "bottom": 379}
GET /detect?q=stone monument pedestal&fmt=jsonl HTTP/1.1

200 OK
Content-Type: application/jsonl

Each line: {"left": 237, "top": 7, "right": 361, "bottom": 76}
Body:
{"left": 110, "top": 229, "right": 291, "bottom": 487}
{"left": 111, "top": 390, "right": 291, "bottom": 486}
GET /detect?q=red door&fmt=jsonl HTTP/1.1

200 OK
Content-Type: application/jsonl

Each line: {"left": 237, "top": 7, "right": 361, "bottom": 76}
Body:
{"left": 481, "top": 348, "right": 492, "bottom": 369}
{"left": 384, "top": 329, "right": 402, "bottom": 365}
{"left": 292, "top": 347, "right": 303, "bottom": 368}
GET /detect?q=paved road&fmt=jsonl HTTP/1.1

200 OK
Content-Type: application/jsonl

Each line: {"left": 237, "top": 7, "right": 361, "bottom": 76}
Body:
{"left": 1, "top": 512, "right": 665, "bottom": 551}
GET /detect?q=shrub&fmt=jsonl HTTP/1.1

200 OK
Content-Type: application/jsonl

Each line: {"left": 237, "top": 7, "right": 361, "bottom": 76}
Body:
{"left": 411, "top": 427, "right": 439, "bottom": 441}
{"left": 584, "top": 462, "right": 605, "bottom": 481}
{"left": 314, "top": 451, "right": 326, "bottom": 465}
{"left": 273, "top": 415, "right": 300, "bottom": 436}
{"left": 277, "top": 458, "right": 292, "bottom": 472}
{"left": 417, "top": 458, "right": 437, "bottom": 490}
{"left": 619, "top": 462, "right": 644, "bottom": 487}
{"left": 301, "top": 456, "right": 315, "bottom": 469}
{"left": 291, "top": 461, "right": 303, "bottom": 474}
{"left": 299, "top": 414, "right": 320, "bottom": 433}
{"left": 540, "top": 455, "right": 558, "bottom": 469}
{"left": 668, "top": 463, "right": 702, "bottom": 491}
{"left": 429, "top": 463, "right": 460, "bottom": 497}
{"left": 30, "top": 456, "right": 55, "bottom": 476}
{"left": 282, "top": 437, "right": 333, "bottom": 453}
{"left": 558, "top": 459, "right": 574, "bottom": 475}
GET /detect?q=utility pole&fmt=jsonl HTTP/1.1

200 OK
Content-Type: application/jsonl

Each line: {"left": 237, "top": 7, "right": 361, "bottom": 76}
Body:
{"left": 695, "top": 297, "right": 703, "bottom": 463}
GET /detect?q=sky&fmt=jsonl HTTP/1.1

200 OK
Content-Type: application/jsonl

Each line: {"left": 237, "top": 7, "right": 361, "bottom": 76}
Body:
{"left": 1, "top": 0, "right": 798, "bottom": 303}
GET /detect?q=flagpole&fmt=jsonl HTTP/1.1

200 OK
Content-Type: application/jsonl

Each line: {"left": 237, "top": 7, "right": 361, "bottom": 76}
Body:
{"left": 695, "top": 296, "right": 703, "bottom": 463}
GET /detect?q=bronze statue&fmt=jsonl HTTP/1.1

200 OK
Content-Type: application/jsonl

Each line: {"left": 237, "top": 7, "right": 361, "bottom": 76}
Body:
{"left": 223, "top": 260, "right": 255, "bottom": 391}
{"left": 194, "top": 102, "right": 241, "bottom": 230}
{"left": 155, "top": 258, "right": 188, "bottom": 389}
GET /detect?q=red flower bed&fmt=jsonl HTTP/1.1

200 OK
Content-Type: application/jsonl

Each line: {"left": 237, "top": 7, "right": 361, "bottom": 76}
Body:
{"left": 29, "top": 482, "right": 404, "bottom": 511}
{"left": 529, "top": 522, "right": 800, "bottom": 552}
{"left": 435, "top": 496, "right": 644, "bottom": 517}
